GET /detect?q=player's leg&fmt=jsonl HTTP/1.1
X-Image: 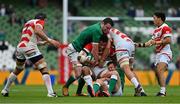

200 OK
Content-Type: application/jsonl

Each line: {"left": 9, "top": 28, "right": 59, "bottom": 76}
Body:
{"left": 82, "top": 66, "right": 95, "bottom": 97}
{"left": 1, "top": 59, "right": 25, "bottom": 97}
{"left": 129, "top": 58, "right": 147, "bottom": 96}
{"left": 155, "top": 53, "right": 171, "bottom": 97}
{"left": 111, "top": 74, "right": 123, "bottom": 96}
{"left": 62, "top": 70, "right": 76, "bottom": 96}
{"left": 1, "top": 49, "right": 26, "bottom": 97}
{"left": 75, "top": 77, "right": 86, "bottom": 96}
{"left": 108, "top": 70, "right": 119, "bottom": 95}
{"left": 31, "top": 55, "right": 57, "bottom": 97}
{"left": 63, "top": 44, "right": 83, "bottom": 96}
{"left": 93, "top": 79, "right": 102, "bottom": 96}
{"left": 155, "top": 62, "right": 167, "bottom": 96}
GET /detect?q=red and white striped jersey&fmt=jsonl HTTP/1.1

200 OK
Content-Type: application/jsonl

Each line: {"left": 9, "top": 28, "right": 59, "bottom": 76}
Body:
{"left": 152, "top": 23, "right": 172, "bottom": 53}
{"left": 17, "top": 19, "right": 45, "bottom": 48}
{"left": 109, "top": 28, "right": 133, "bottom": 47}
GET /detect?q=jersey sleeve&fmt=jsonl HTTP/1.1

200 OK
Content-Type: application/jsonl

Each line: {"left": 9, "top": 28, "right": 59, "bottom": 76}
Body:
{"left": 162, "top": 26, "right": 172, "bottom": 38}
{"left": 83, "top": 43, "right": 92, "bottom": 52}
{"left": 35, "top": 20, "right": 45, "bottom": 29}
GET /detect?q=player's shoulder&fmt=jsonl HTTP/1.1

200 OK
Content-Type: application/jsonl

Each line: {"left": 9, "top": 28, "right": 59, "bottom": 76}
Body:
{"left": 162, "top": 23, "right": 171, "bottom": 30}
{"left": 35, "top": 19, "right": 45, "bottom": 25}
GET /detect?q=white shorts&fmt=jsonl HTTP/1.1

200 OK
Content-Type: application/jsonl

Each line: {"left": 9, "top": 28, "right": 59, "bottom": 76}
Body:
{"left": 92, "top": 66, "right": 106, "bottom": 78}
{"left": 66, "top": 43, "right": 79, "bottom": 63}
{"left": 115, "top": 42, "right": 135, "bottom": 63}
{"left": 112, "top": 85, "right": 123, "bottom": 96}
{"left": 16, "top": 45, "right": 41, "bottom": 60}
{"left": 155, "top": 53, "right": 172, "bottom": 66}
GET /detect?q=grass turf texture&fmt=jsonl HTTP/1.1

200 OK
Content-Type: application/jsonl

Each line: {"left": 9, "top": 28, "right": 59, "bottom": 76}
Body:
{"left": 0, "top": 85, "right": 180, "bottom": 103}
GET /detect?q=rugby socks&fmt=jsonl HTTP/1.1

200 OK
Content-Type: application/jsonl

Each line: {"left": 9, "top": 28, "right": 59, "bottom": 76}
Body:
{"left": 93, "top": 83, "right": 100, "bottom": 93}
{"left": 42, "top": 74, "right": 54, "bottom": 94}
{"left": 83, "top": 75, "right": 93, "bottom": 88}
{"left": 108, "top": 75, "right": 117, "bottom": 93}
{"left": 64, "top": 75, "right": 76, "bottom": 88}
{"left": 130, "top": 77, "right": 139, "bottom": 88}
{"left": 160, "top": 87, "right": 166, "bottom": 94}
{"left": 141, "top": 88, "right": 145, "bottom": 92}
{"left": 3, "top": 72, "right": 17, "bottom": 91}
{"left": 76, "top": 78, "right": 85, "bottom": 94}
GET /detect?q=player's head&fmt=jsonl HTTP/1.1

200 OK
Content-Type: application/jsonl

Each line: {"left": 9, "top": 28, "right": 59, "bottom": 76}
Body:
{"left": 153, "top": 12, "right": 166, "bottom": 26}
{"left": 101, "top": 18, "right": 114, "bottom": 34}
{"left": 107, "top": 61, "right": 116, "bottom": 71}
{"left": 35, "top": 13, "right": 47, "bottom": 20}
{"left": 99, "top": 35, "right": 108, "bottom": 45}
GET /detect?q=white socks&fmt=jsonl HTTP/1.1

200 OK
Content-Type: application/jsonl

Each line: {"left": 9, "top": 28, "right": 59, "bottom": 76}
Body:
{"left": 3, "top": 72, "right": 17, "bottom": 91}
{"left": 42, "top": 74, "right": 54, "bottom": 94}
{"left": 83, "top": 75, "right": 93, "bottom": 88}
{"left": 160, "top": 87, "right": 166, "bottom": 94}
{"left": 130, "top": 77, "right": 139, "bottom": 88}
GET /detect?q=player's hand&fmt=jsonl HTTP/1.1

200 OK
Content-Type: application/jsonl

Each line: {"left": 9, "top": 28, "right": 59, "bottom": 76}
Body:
{"left": 49, "top": 39, "right": 61, "bottom": 48}
{"left": 146, "top": 40, "right": 154, "bottom": 46}
{"left": 151, "top": 40, "right": 156, "bottom": 45}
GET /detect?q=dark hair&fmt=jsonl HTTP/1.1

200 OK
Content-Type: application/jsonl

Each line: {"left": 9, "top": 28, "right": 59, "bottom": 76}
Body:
{"left": 107, "top": 61, "right": 115, "bottom": 67}
{"left": 103, "top": 17, "right": 114, "bottom": 27}
{"left": 35, "top": 13, "right": 47, "bottom": 20}
{"left": 154, "top": 12, "right": 166, "bottom": 22}
{"left": 100, "top": 35, "right": 108, "bottom": 42}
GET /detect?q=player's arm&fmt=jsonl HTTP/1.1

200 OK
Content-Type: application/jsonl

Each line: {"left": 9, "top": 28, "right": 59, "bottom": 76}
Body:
{"left": 135, "top": 39, "right": 154, "bottom": 48}
{"left": 37, "top": 41, "right": 48, "bottom": 46}
{"left": 99, "top": 39, "right": 111, "bottom": 67}
{"left": 91, "top": 43, "right": 99, "bottom": 65}
{"left": 34, "top": 24, "right": 60, "bottom": 48}
{"left": 151, "top": 36, "right": 171, "bottom": 45}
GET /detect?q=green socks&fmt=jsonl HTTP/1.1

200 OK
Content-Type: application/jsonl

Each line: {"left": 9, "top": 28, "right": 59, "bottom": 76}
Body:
{"left": 108, "top": 75, "right": 117, "bottom": 94}
{"left": 64, "top": 75, "right": 76, "bottom": 88}
{"left": 76, "top": 78, "right": 85, "bottom": 94}
{"left": 93, "top": 83, "right": 100, "bottom": 93}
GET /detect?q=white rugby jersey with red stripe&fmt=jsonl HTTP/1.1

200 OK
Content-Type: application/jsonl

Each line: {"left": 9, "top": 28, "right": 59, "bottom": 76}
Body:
{"left": 152, "top": 23, "right": 172, "bottom": 54}
{"left": 17, "top": 19, "right": 45, "bottom": 48}
{"left": 109, "top": 28, "right": 133, "bottom": 48}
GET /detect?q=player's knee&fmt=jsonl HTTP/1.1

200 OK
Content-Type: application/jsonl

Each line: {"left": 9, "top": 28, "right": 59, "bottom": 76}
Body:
{"left": 96, "top": 79, "right": 103, "bottom": 85}
{"left": 73, "top": 63, "right": 82, "bottom": 70}
{"left": 119, "top": 60, "right": 129, "bottom": 69}
{"left": 111, "top": 71, "right": 118, "bottom": 76}
{"left": 82, "top": 66, "right": 90, "bottom": 75}
{"left": 37, "top": 61, "right": 47, "bottom": 70}
{"left": 16, "top": 62, "right": 25, "bottom": 71}
{"left": 111, "top": 74, "right": 118, "bottom": 80}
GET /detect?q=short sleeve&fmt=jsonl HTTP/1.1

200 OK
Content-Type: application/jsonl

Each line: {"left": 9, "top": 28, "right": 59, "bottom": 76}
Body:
{"left": 35, "top": 20, "right": 45, "bottom": 29}
{"left": 162, "top": 26, "right": 172, "bottom": 38}
{"left": 84, "top": 43, "right": 92, "bottom": 52}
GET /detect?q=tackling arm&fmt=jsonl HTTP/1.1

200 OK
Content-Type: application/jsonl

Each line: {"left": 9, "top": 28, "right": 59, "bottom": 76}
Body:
{"left": 34, "top": 25, "right": 61, "bottom": 48}
{"left": 91, "top": 43, "right": 99, "bottom": 65}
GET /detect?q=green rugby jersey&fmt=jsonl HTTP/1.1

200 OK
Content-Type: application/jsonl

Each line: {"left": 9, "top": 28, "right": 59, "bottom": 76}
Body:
{"left": 72, "top": 23, "right": 103, "bottom": 52}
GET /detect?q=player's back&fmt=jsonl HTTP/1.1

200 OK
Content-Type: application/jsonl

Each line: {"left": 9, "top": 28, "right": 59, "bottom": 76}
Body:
{"left": 109, "top": 28, "right": 133, "bottom": 47}
{"left": 17, "top": 19, "right": 45, "bottom": 48}
{"left": 72, "top": 23, "right": 102, "bottom": 52}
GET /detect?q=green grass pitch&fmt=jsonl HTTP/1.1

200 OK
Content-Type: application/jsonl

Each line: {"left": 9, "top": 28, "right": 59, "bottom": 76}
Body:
{"left": 0, "top": 85, "right": 180, "bottom": 103}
